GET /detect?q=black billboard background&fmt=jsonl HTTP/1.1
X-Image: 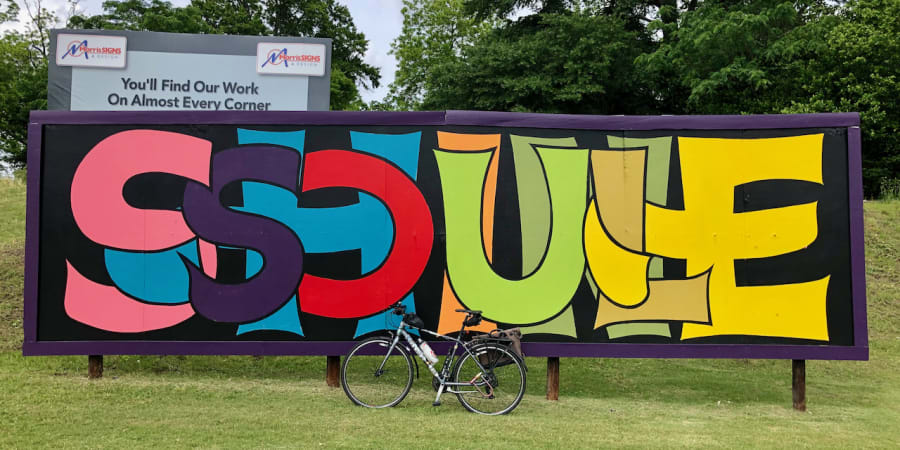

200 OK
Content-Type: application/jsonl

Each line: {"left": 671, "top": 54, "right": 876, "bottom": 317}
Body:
{"left": 35, "top": 125, "right": 853, "bottom": 346}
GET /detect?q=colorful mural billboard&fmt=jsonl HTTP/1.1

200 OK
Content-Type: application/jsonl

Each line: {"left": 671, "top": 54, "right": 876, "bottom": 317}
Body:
{"left": 23, "top": 111, "right": 868, "bottom": 360}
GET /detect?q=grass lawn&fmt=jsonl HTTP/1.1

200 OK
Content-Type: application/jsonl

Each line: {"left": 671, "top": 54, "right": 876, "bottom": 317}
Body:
{"left": 1, "top": 176, "right": 898, "bottom": 448}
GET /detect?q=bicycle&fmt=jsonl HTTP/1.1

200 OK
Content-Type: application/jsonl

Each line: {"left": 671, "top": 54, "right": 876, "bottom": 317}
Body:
{"left": 340, "top": 302, "right": 527, "bottom": 415}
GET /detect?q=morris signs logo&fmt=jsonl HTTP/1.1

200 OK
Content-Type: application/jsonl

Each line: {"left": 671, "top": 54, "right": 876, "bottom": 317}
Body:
{"left": 257, "top": 43, "right": 326, "bottom": 76}
{"left": 56, "top": 33, "right": 127, "bottom": 69}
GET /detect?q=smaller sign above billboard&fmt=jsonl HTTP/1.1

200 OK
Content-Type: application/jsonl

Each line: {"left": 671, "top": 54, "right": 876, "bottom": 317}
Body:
{"left": 257, "top": 42, "right": 327, "bottom": 76}
{"left": 55, "top": 33, "right": 127, "bottom": 69}
{"left": 70, "top": 51, "right": 309, "bottom": 111}
{"left": 49, "top": 29, "right": 332, "bottom": 111}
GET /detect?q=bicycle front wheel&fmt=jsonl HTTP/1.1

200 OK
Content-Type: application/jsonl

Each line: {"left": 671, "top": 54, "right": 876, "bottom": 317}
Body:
{"left": 452, "top": 343, "right": 526, "bottom": 415}
{"left": 341, "top": 336, "right": 414, "bottom": 408}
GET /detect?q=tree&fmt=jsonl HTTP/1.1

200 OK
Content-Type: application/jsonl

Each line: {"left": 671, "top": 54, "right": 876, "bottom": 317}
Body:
{"left": 265, "top": 0, "right": 380, "bottom": 98}
{"left": 784, "top": 0, "right": 900, "bottom": 196}
{"left": 463, "top": 0, "right": 574, "bottom": 18}
{"left": 0, "top": 0, "right": 52, "bottom": 167}
{"left": 637, "top": 0, "right": 838, "bottom": 115}
{"left": 420, "top": 6, "right": 658, "bottom": 114}
{"left": 192, "top": 0, "right": 267, "bottom": 35}
{"left": 68, "top": 0, "right": 379, "bottom": 110}
{"left": 384, "top": 0, "right": 496, "bottom": 110}
{"left": 638, "top": 0, "right": 898, "bottom": 195}
{"left": 68, "top": 0, "right": 215, "bottom": 33}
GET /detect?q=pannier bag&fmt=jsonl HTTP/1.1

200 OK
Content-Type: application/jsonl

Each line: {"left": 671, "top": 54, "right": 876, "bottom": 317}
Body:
{"left": 472, "top": 328, "right": 527, "bottom": 371}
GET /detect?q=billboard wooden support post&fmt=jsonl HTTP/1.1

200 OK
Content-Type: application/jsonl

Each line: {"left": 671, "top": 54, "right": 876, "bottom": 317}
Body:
{"left": 792, "top": 359, "right": 806, "bottom": 411}
{"left": 326, "top": 356, "right": 340, "bottom": 388}
{"left": 88, "top": 355, "right": 103, "bottom": 379}
{"left": 547, "top": 357, "right": 560, "bottom": 400}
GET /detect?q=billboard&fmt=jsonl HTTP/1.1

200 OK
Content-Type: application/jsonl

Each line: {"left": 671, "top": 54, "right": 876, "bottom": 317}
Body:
{"left": 23, "top": 110, "right": 868, "bottom": 360}
{"left": 49, "top": 29, "right": 332, "bottom": 112}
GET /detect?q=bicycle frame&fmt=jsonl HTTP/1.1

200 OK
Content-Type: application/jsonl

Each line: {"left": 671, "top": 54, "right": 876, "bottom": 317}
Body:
{"left": 381, "top": 317, "right": 497, "bottom": 406}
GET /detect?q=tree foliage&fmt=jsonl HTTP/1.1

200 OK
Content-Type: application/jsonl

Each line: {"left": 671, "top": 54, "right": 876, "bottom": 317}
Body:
{"left": 637, "top": 0, "right": 898, "bottom": 194}
{"left": 265, "top": 0, "right": 379, "bottom": 92}
{"left": 383, "top": 0, "right": 496, "bottom": 110}
{"left": 193, "top": 0, "right": 268, "bottom": 35}
{"left": 68, "top": 0, "right": 215, "bottom": 34}
{"left": 423, "top": 11, "right": 657, "bottom": 113}
{"left": 637, "top": 0, "right": 837, "bottom": 114}
{"left": 783, "top": 0, "right": 900, "bottom": 195}
{"left": 0, "top": 0, "right": 51, "bottom": 167}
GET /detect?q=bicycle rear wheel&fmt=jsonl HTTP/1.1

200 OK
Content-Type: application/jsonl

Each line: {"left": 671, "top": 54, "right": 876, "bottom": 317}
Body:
{"left": 341, "top": 336, "right": 414, "bottom": 408}
{"left": 452, "top": 343, "right": 526, "bottom": 415}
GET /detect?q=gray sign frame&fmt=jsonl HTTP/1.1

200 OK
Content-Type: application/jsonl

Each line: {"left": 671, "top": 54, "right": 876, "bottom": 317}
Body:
{"left": 49, "top": 29, "right": 331, "bottom": 111}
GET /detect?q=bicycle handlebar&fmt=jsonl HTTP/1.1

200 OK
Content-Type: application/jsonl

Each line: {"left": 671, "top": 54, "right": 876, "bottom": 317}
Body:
{"left": 391, "top": 302, "right": 481, "bottom": 329}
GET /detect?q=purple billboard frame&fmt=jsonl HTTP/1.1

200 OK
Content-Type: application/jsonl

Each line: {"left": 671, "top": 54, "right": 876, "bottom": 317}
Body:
{"left": 23, "top": 110, "right": 868, "bottom": 360}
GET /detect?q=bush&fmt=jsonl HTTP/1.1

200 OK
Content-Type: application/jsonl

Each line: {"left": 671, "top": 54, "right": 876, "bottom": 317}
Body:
{"left": 880, "top": 177, "right": 900, "bottom": 201}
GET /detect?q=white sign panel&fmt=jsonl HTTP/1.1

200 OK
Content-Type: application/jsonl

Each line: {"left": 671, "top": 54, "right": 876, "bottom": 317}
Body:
{"left": 256, "top": 42, "right": 327, "bottom": 76}
{"left": 70, "top": 51, "right": 309, "bottom": 111}
{"left": 56, "top": 33, "right": 127, "bottom": 68}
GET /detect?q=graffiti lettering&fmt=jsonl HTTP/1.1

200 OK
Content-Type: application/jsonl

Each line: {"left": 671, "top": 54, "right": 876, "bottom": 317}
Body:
{"left": 58, "top": 126, "right": 841, "bottom": 345}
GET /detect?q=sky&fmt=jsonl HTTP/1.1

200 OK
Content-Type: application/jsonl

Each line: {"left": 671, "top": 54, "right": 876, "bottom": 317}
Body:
{"left": 339, "top": 0, "right": 403, "bottom": 102}
{"left": 3, "top": 0, "right": 405, "bottom": 103}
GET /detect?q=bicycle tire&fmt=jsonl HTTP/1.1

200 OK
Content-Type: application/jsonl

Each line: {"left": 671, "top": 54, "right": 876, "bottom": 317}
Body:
{"left": 452, "top": 343, "right": 526, "bottom": 415}
{"left": 341, "top": 336, "right": 414, "bottom": 408}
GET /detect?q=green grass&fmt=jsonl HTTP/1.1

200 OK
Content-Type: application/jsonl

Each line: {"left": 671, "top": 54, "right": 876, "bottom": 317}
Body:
{"left": 1, "top": 177, "right": 898, "bottom": 448}
{"left": 0, "top": 177, "right": 26, "bottom": 353}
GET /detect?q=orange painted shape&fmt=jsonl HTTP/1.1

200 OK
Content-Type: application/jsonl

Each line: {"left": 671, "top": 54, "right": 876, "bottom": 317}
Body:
{"left": 436, "top": 132, "right": 500, "bottom": 151}
{"left": 437, "top": 271, "right": 497, "bottom": 335}
{"left": 482, "top": 153, "right": 499, "bottom": 262}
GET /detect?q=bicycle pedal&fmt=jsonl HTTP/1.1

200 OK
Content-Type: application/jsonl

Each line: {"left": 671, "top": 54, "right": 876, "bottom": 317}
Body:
{"left": 432, "top": 401, "right": 441, "bottom": 407}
